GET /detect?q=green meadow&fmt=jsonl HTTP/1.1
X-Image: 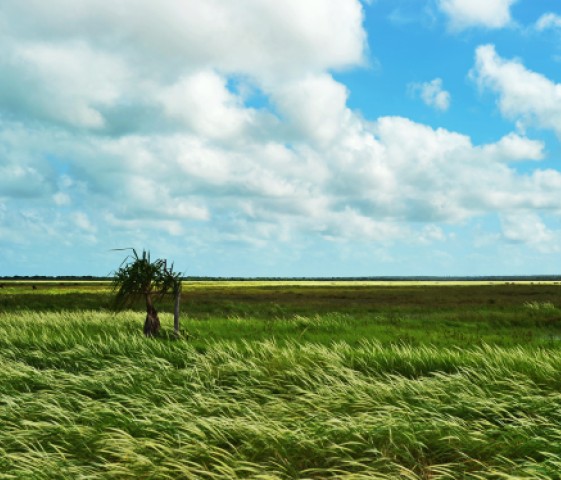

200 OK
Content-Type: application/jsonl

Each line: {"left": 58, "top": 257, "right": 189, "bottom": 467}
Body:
{"left": 1, "top": 281, "right": 561, "bottom": 478}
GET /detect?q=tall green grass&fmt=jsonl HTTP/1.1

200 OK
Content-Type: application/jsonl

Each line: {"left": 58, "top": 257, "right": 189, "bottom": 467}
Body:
{"left": 2, "top": 309, "right": 561, "bottom": 478}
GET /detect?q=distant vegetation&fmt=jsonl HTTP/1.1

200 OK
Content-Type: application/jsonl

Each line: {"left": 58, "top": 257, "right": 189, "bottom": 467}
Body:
{"left": 1, "top": 281, "right": 561, "bottom": 478}
{"left": 2, "top": 274, "right": 561, "bottom": 282}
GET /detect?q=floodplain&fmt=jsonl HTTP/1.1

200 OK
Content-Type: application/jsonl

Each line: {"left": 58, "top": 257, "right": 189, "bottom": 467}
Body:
{"left": 1, "top": 280, "right": 561, "bottom": 478}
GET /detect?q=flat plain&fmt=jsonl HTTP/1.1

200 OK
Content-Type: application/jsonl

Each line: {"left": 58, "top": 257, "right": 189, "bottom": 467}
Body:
{"left": 1, "top": 280, "right": 561, "bottom": 478}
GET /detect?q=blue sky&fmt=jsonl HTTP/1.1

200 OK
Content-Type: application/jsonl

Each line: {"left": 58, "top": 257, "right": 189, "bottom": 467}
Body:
{"left": 1, "top": 0, "right": 561, "bottom": 277}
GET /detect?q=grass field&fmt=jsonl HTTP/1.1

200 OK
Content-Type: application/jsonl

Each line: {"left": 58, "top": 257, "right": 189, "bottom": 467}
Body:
{"left": 1, "top": 281, "right": 561, "bottom": 478}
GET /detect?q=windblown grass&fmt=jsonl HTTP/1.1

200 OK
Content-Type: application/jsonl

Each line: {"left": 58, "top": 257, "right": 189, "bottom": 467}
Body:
{"left": 1, "top": 306, "right": 561, "bottom": 478}
{"left": 1, "top": 282, "right": 561, "bottom": 478}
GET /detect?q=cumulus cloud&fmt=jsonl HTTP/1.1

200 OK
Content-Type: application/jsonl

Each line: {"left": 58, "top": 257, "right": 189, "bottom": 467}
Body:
{"left": 479, "top": 133, "right": 544, "bottom": 162}
{"left": 0, "top": 40, "right": 129, "bottom": 129}
{"left": 471, "top": 44, "right": 561, "bottom": 137}
{"left": 0, "top": 0, "right": 365, "bottom": 80}
{"left": 367, "top": 117, "right": 552, "bottom": 220}
{"left": 0, "top": 0, "right": 560, "bottom": 272}
{"left": 409, "top": 78, "right": 451, "bottom": 111}
{"left": 157, "top": 70, "right": 263, "bottom": 142}
{"left": 437, "top": 0, "right": 518, "bottom": 31}
{"left": 4, "top": 107, "right": 556, "bottom": 252}
{"left": 500, "top": 212, "right": 560, "bottom": 253}
{"left": 272, "top": 74, "right": 353, "bottom": 146}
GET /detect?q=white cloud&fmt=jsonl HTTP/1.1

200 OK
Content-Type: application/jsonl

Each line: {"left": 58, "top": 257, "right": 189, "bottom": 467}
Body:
{"left": 0, "top": 0, "right": 367, "bottom": 140}
{"left": 479, "top": 133, "right": 544, "bottom": 162}
{"left": 368, "top": 117, "right": 554, "bottom": 221}
{"left": 438, "top": 0, "right": 518, "bottom": 31}
{"left": 272, "top": 74, "right": 353, "bottom": 146}
{"left": 1, "top": 104, "right": 559, "bottom": 259}
{"left": 6, "top": 107, "right": 556, "bottom": 251}
{"left": 535, "top": 13, "right": 561, "bottom": 31}
{"left": 158, "top": 71, "right": 261, "bottom": 142}
{"left": 409, "top": 78, "right": 451, "bottom": 111}
{"left": 0, "top": 41, "right": 129, "bottom": 129}
{"left": 0, "top": 0, "right": 560, "bottom": 270}
{"left": 500, "top": 212, "right": 560, "bottom": 253}
{"left": 471, "top": 44, "right": 561, "bottom": 137}
{"left": 122, "top": 176, "right": 210, "bottom": 222}
{"left": 0, "top": 0, "right": 366, "bottom": 80}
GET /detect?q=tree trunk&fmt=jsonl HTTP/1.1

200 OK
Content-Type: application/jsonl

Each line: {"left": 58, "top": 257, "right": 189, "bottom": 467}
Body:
{"left": 173, "top": 283, "right": 181, "bottom": 337}
{"left": 144, "top": 295, "right": 161, "bottom": 337}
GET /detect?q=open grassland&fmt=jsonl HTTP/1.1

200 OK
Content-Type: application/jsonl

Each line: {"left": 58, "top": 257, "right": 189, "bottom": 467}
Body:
{"left": 1, "top": 281, "right": 561, "bottom": 478}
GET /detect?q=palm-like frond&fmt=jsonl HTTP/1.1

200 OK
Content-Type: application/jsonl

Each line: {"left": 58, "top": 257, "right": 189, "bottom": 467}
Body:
{"left": 112, "top": 249, "right": 182, "bottom": 309}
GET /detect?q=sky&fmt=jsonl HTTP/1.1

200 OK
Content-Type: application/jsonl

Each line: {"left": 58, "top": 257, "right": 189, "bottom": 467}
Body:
{"left": 1, "top": 0, "right": 561, "bottom": 277}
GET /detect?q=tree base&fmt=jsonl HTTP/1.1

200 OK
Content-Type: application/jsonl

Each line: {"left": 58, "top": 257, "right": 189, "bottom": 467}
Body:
{"left": 144, "top": 306, "right": 161, "bottom": 337}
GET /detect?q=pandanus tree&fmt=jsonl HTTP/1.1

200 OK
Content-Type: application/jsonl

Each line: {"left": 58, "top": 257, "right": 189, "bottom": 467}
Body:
{"left": 112, "top": 249, "right": 183, "bottom": 337}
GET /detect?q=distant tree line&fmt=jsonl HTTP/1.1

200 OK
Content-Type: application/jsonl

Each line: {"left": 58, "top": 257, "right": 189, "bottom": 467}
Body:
{"left": 2, "top": 275, "right": 561, "bottom": 282}
{"left": 0, "top": 275, "right": 106, "bottom": 281}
